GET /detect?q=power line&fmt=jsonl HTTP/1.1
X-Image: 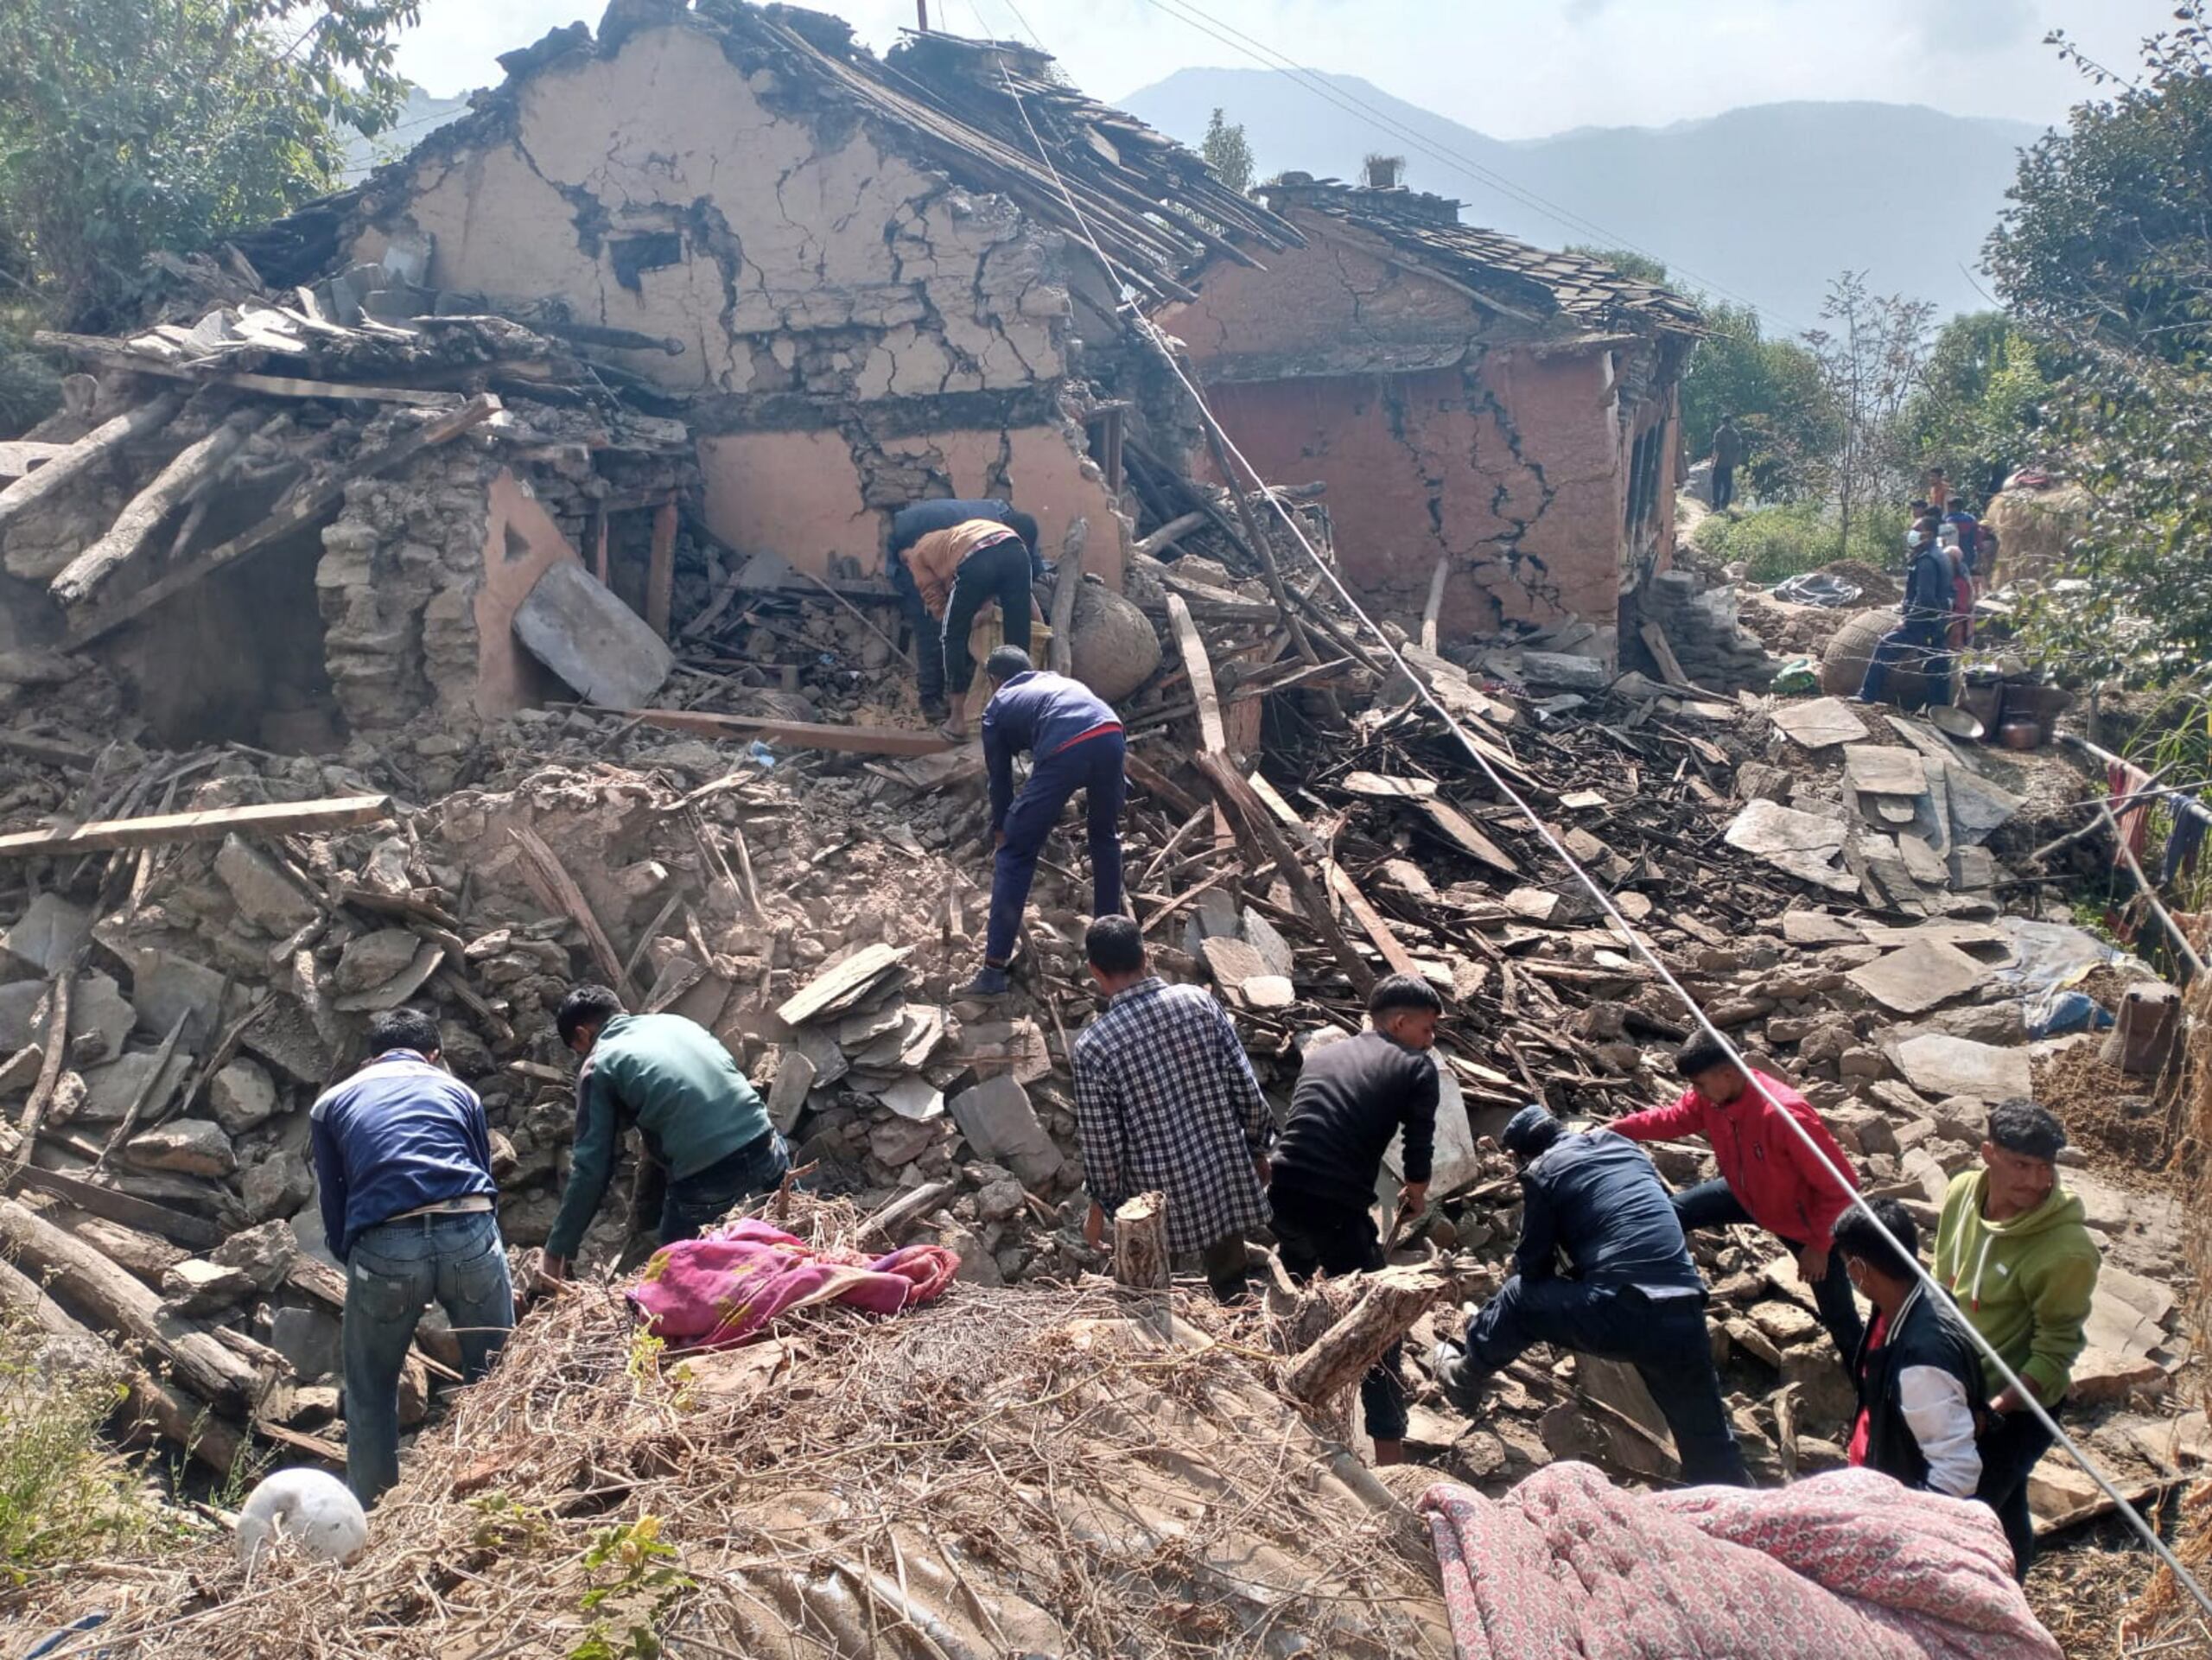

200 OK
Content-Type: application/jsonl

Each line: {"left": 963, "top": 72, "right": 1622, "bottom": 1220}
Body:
{"left": 985, "top": 32, "right": 2212, "bottom": 1625}
{"left": 1130, "top": 0, "right": 1811, "bottom": 334}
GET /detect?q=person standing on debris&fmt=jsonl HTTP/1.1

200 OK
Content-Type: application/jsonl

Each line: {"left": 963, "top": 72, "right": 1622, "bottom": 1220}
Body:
{"left": 1608, "top": 1035, "right": 1863, "bottom": 1366}
{"left": 1267, "top": 973, "right": 1445, "bottom": 1466}
{"left": 1434, "top": 1104, "right": 1750, "bottom": 1487}
{"left": 961, "top": 646, "right": 1125, "bottom": 998}
{"left": 1711, "top": 415, "right": 1746, "bottom": 512}
{"left": 539, "top": 986, "right": 790, "bottom": 1281}
{"left": 886, "top": 499, "right": 1041, "bottom": 728}
{"left": 1853, "top": 524, "right": 1955, "bottom": 709}
{"left": 1071, "top": 915, "right": 1273, "bottom": 1301}
{"left": 1833, "top": 1198, "right": 1986, "bottom": 1498}
{"left": 1933, "top": 1098, "right": 2102, "bottom": 1580}
{"left": 309, "top": 1008, "right": 513, "bottom": 1507}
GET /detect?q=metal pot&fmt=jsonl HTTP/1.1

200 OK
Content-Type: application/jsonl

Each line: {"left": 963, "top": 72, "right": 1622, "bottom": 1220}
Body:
{"left": 1998, "top": 716, "right": 2041, "bottom": 750}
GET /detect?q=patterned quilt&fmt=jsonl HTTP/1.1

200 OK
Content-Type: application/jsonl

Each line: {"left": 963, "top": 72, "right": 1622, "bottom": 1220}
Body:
{"left": 627, "top": 1218, "right": 960, "bottom": 1349}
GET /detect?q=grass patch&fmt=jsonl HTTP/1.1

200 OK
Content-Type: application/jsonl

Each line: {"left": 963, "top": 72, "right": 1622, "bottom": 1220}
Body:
{"left": 0, "top": 1312, "right": 177, "bottom": 1583}
{"left": 1694, "top": 501, "right": 1911, "bottom": 585}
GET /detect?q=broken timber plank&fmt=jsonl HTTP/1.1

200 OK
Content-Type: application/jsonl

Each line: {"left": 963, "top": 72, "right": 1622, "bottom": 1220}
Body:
{"left": 621, "top": 709, "right": 951, "bottom": 756}
{"left": 11, "top": 964, "right": 76, "bottom": 1167}
{"left": 1165, "top": 592, "right": 1229, "bottom": 756}
{"left": 66, "top": 394, "right": 501, "bottom": 647}
{"left": 1325, "top": 860, "right": 1426, "bottom": 982}
{"left": 646, "top": 498, "right": 677, "bottom": 639}
{"left": 1414, "top": 798, "right": 1522, "bottom": 876}
{"left": 1196, "top": 754, "right": 1374, "bottom": 997}
{"left": 1421, "top": 555, "right": 1450, "bottom": 654}
{"left": 1122, "top": 750, "right": 1205, "bottom": 818}
{"left": 509, "top": 825, "right": 638, "bottom": 1001}
{"left": 0, "top": 392, "right": 187, "bottom": 532}
{"left": 0, "top": 794, "right": 391, "bottom": 860}
{"left": 208, "top": 371, "right": 460, "bottom": 406}
{"left": 0, "top": 440, "right": 68, "bottom": 480}
{"left": 1, "top": 1163, "right": 226, "bottom": 1250}
{"left": 49, "top": 408, "right": 264, "bottom": 607}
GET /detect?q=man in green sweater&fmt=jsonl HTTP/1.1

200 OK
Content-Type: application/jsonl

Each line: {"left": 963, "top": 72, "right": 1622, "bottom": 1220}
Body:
{"left": 1933, "top": 1097, "right": 2102, "bottom": 1580}
{"left": 539, "top": 985, "right": 789, "bottom": 1281}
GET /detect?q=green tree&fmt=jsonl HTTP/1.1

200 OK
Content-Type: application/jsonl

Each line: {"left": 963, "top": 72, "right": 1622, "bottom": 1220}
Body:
{"left": 1904, "top": 311, "right": 2051, "bottom": 502}
{"left": 1201, "top": 107, "right": 1255, "bottom": 196}
{"left": 1986, "top": 5, "right": 2212, "bottom": 683}
{"left": 0, "top": 0, "right": 421, "bottom": 332}
{"left": 1803, "top": 271, "right": 1933, "bottom": 558}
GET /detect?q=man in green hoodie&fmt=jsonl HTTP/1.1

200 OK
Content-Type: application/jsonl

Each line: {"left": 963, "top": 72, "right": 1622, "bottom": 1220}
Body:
{"left": 1933, "top": 1098, "right": 2102, "bottom": 1580}
{"left": 539, "top": 985, "right": 789, "bottom": 1282}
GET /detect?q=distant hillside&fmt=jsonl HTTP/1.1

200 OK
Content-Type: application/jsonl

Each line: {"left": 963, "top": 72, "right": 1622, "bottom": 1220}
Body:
{"left": 338, "top": 86, "right": 472, "bottom": 184}
{"left": 1120, "top": 72, "right": 2042, "bottom": 328}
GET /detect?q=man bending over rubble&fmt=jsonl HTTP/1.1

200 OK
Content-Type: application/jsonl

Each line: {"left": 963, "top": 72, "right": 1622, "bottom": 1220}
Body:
{"left": 961, "top": 646, "right": 1126, "bottom": 999}
{"left": 1267, "top": 973, "right": 1444, "bottom": 1466}
{"left": 310, "top": 1007, "right": 513, "bottom": 1507}
{"left": 1434, "top": 1103, "right": 1750, "bottom": 1487}
{"left": 1934, "top": 1098, "right": 2101, "bottom": 1580}
{"left": 1609, "top": 1035, "right": 1863, "bottom": 1366}
{"left": 540, "top": 986, "right": 791, "bottom": 1282}
{"left": 1071, "top": 914, "right": 1273, "bottom": 1301}
{"left": 887, "top": 498, "right": 1040, "bottom": 726}
{"left": 893, "top": 503, "right": 1044, "bottom": 735}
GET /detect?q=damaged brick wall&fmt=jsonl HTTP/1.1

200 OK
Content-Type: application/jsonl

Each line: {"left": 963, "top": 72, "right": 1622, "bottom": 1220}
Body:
{"left": 1159, "top": 221, "right": 1677, "bottom": 647}
{"left": 346, "top": 18, "right": 1125, "bottom": 584}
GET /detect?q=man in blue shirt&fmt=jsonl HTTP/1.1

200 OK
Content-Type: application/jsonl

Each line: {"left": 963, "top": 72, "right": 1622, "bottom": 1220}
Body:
{"left": 964, "top": 646, "right": 1126, "bottom": 997}
{"left": 309, "top": 1007, "right": 512, "bottom": 1506}
{"left": 1433, "top": 1104, "right": 1748, "bottom": 1486}
{"left": 885, "top": 498, "right": 1040, "bottom": 723}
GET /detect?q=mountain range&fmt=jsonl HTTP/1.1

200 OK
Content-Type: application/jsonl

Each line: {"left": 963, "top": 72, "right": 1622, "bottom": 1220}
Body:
{"left": 1119, "top": 70, "right": 2044, "bottom": 329}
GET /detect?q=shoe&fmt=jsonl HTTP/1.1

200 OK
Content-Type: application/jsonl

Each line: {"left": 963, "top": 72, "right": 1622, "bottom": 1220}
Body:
{"left": 1432, "top": 1340, "right": 1486, "bottom": 1414}
{"left": 957, "top": 964, "right": 1011, "bottom": 997}
{"left": 936, "top": 718, "right": 968, "bottom": 743}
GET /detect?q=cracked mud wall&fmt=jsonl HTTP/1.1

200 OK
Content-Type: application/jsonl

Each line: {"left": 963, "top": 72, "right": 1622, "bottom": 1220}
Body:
{"left": 347, "top": 20, "right": 1122, "bottom": 588}
{"left": 1163, "top": 232, "right": 1637, "bottom": 643}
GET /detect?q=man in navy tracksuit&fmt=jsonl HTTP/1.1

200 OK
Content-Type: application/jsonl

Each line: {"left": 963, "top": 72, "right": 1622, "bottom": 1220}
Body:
{"left": 885, "top": 498, "right": 1040, "bottom": 722}
{"left": 963, "top": 646, "right": 1126, "bottom": 997}
{"left": 309, "top": 1007, "right": 512, "bottom": 1506}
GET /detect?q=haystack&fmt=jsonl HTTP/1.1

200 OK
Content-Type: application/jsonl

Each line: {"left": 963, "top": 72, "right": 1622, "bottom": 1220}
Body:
{"left": 1984, "top": 481, "right": 2090, "bottom": 586}
{"left": 21, "top": 1197, "right": 1453, "bottom": 1659}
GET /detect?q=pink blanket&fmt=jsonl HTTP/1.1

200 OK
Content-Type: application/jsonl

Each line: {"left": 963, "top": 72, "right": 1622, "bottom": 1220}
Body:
{"left": 627, "top": 1218, "right": 959, "bottom": 1350}
{"left": 1421, "top": 1464, "right": 2060, "bottom": 1660}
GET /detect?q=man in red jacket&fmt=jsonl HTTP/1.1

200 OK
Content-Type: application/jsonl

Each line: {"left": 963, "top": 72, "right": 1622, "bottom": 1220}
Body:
{"left": 1610, "top": 1035, "right": 1864, "bottom": 1365}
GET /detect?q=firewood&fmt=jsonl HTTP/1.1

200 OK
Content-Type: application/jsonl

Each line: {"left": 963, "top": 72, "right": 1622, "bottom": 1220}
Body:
{"left": 48, "top": 408, "right": 264, "bottom": 606}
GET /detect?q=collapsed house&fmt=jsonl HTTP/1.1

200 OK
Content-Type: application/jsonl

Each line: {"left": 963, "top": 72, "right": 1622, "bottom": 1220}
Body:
{"left": 1154, "top": 163, "right": 1701, "bottom": 660}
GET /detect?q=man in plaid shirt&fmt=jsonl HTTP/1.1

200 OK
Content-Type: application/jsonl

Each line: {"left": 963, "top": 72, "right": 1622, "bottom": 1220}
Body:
{"left": 1072, "top": 914, "right": 1273, "bottom": 1301}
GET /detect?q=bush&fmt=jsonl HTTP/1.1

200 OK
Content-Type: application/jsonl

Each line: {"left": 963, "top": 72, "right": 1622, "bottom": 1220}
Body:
{"left": 0, "top": 1316, "right": 171, "bottom": 1580}
{"left": 1693, "top": 501, "right": 1910, "bottom": 585}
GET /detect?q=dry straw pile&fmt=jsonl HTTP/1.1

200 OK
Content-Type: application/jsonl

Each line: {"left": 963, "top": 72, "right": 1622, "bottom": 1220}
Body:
{"left": 25, "top": 1195, "right": 1451, "bottom": 1659}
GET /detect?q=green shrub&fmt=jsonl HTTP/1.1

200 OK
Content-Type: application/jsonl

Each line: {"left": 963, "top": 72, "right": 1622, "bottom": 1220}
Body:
{"left": 1693, "top": 501, "right": 1910, "bottom": 585}
{"left": 0, "top": 1315, "right": 172, "bottom": 1580}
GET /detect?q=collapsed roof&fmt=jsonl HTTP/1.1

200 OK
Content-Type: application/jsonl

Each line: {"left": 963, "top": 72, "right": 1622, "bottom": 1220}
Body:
{"left": 228, "top": 1, "right": 1300, "bottom": 308}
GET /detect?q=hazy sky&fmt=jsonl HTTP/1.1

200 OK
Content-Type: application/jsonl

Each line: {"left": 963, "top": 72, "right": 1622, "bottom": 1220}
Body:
{"left": 392, "top": 0, "right": 2175, "bottom": 138}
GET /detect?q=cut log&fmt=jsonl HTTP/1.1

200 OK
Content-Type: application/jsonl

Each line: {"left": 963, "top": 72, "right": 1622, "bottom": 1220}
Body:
{"left": 1283, "top": 1264, "right": 1453, "bottom": 1410}
{"left": 48, "top": 409, "right": 263, "bottom": 607}
{"left": 0, "top": 1197, "right": 283, "bottom": 1414}
{"left": 1112, "top": 1192, "right": 1169, "bottom": 1291}
{"left": 0, "top": 392, "right": 187, "bottom": 533}
{"left": 65, "top": 394, "right": 500, "bottom": 648}
{"left": 0, "top": 793, "right": 391, "bottom": 860}
{"left": 860, "top": 1178, "right": 958, "bottom": 1249}
{"left": 0, "top": 1255, "right": 243, "bottom": 1474}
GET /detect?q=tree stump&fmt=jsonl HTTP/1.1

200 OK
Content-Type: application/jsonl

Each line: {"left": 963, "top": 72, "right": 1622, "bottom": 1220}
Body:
{"left": 1113, "top": 1193, "right": 1169, "bottom": 1291}
{"left": 1283, "top": 1264, "right": 1452, "bottom": 1410}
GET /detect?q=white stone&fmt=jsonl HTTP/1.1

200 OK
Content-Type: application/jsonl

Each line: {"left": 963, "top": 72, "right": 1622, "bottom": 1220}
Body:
{"left": 512, "top": 560, "right": 674, "bottom": 707}
{"left": 3, "top": 894, "right": 89, "bottom": 975}
{"left": 949, "top": 1073, "right": 1061, "bottom": 1187}
{"left": 1889, "top": 1033, "right": 2033, "bottom": 1102}
{"left": 215, "top": 836, "right": 320, "bottom": 936}
{"left": 123, "top": 1117, "right": 237, "bottom": 1178}
{"left": 209, "top": 1057, "right": 281, "bottom": 1135}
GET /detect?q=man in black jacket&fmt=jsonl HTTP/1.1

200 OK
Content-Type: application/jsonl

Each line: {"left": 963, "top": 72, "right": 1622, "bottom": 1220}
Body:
{"left": 885, "top": 498, "right": 1040, "bottom": 722}
{"left": 1834, "top": 1199, "right": 1985, "bottom": 1499}
{"left": 1856, "top": 526, "right": 1955, "bottom": 708}
{"left": 1434, "top": 1104, "right": 1749, "bottom": 1486}
{"left": 1267, "top": 972, "right": 1443, "bottom": 1466}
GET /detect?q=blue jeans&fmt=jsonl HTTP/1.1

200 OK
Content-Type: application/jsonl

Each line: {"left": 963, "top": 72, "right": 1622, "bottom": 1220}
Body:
{"left": 1976, "top": 1406, "right": 2057, "bottom": 1580}
{"left": 986, "top": 730, "right": 1127, "bottom": 964}
{"left": 342, "top": 1209, "right": 513, "bottom": 1507}
{"left": 1461, "top": 1275, "right": 1750, "bottom": 1486}
{"left": 1858, "top": 620, "right": 1952, "bottom": 707}
{"left": 658, "top": 1130, "right": 791, "bottom": 1243}
{"left": 1671, "top": 1177, "right": 1864, "bottom": 1366}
